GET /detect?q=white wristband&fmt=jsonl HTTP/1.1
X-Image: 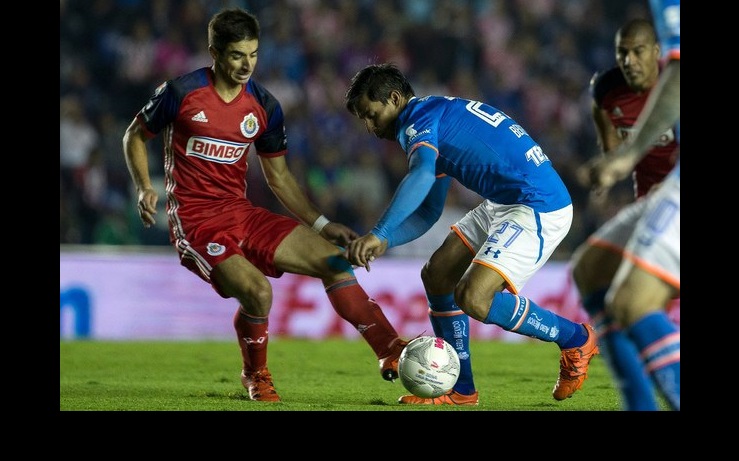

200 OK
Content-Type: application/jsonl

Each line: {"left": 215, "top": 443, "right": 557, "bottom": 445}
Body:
{"left": 311, "top": 215, "right": 330, "bottom": 233}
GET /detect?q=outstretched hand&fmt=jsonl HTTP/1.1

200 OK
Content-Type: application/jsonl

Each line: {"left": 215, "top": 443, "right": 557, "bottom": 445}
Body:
{"left": 577, "top": 149, "right": 638, "bottom": 195}
{"left": 321, "top": 221, "right": 360, "bottom": 247}
{"left": 344, "top": 233, "right": 387, "bottom": 272}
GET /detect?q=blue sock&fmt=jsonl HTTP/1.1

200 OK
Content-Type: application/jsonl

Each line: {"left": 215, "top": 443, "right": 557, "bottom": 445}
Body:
{"left": 483, "top": 292, "right": 583, "bottom": 348}
{"left": 582, "top": 289, "right": 657, "bottom": 411}
{"left": 427, "top": 293, "right": 475, "bottom": 395}
{"left": 628, "top": 312, "right": 680, "bottom": 410}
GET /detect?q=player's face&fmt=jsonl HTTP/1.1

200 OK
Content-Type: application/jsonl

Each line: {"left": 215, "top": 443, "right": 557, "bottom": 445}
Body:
{"left": 353, "top": 93, "right": 403, "bottom": 141}
{"left": 213, "top": 39, "right": 259, "bottom": 87}
{"left": 616, "top": 31, "right": 660, "bottom": 92}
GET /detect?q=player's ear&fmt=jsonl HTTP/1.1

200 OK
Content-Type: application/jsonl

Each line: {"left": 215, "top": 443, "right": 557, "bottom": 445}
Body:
{"left": 389, "top": 90, "right": 403, "bottom": 107}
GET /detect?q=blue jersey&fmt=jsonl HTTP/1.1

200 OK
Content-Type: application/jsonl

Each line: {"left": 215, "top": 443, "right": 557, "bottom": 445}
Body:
{"left": 399, "top": 96, "right": 571, "bottom": 210}
{"left": 650, "top": 0, "right": 680, "bottom": 64}
{"left": 650, "top": 0, "right": 680, "bottom": 171}
{"left": 372, "top": 95, "right": 571, "bottom": 246}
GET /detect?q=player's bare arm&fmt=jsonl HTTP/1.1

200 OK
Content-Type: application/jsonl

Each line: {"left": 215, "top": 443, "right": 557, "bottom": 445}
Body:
{"left": 586, "top": 101, "right": 625, "bottom": 200}
{"left": 122, "top": 119, "right": 158, "bottom": 228}
{"left": 592, "top": 102, "right": 622, "bottom": 153}
{"left": 258, "top": 155, "right": 358, "bottom": 246}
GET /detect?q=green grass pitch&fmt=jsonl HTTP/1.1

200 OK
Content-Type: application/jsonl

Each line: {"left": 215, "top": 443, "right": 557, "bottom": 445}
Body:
{"left": 60, "top": 338, "right": 670, "bottom": 411}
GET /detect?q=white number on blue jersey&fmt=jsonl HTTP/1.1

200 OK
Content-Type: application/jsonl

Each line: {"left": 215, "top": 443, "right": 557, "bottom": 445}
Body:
{"left": 526, "top": 145, "right": 550, "bottom": 166}
{"left": 466, "top": 101, "right": 506, "bottom": 127}
{"left": 466, "top": 100, "right": 549, "bottom": 166}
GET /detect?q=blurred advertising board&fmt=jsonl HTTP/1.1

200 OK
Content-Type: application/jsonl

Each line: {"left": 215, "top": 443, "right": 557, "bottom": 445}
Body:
{"left": 60, "top": 249, "right": 679, "bottom": 340}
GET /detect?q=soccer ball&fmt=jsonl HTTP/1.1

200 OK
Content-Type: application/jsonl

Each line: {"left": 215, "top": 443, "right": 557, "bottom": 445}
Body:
{"left": 398, "top": 336, "right": 460, "bottom": 398}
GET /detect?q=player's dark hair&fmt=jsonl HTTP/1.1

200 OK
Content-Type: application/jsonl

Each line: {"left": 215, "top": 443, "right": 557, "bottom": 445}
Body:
{"left": 208, "top": 8, "right": 260, "bottom": 54}
{"left": 616, "top": 18, "right": 657, "bottom": 44}
{"left": 345, "top": 63, "right": 416, "bottom": 115}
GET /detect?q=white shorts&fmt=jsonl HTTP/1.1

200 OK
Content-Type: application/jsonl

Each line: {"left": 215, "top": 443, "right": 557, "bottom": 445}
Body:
{"left": 621, "top": 171, "right": 680, "bottom": 289}
{"left": 588, "top": 196, "right": 650, "bottom": 253}
{"left": 452, "top": 201, "right": 573, "bottom": 294}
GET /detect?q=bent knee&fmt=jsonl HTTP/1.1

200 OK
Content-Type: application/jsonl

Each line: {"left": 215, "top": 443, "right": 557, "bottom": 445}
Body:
{"left": 421, "top": 259, "right": 456, "bottom": 292}
{"left": 453, "top": 281, "right": 493, "bottom": 322}
{"left": 420, "top": 263, "right": 434, "bottom": 287}
{"left": 232, "top": 279, "right": 273, "bottom": 317}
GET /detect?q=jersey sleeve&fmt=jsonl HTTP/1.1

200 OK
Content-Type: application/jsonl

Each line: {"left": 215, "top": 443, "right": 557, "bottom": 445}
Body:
{"left": 371, "top": 144, "right": 442, "bottom": 244}
{"left": 247, "top": 80, "right": 288, "bottom": 157}
{"left": 382, "top": 175, "right": 451, "bottom": 248}
{"left": 136, "top": 81, "right": 182, "bottom": 138}
{"left": 590, "top": 67, "right": 622, "bottom": 109}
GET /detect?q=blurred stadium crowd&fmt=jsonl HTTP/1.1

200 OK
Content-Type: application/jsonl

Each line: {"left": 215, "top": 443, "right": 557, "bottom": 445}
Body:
{"left": 60, "top": 0, "right": 649, "bottom": 257}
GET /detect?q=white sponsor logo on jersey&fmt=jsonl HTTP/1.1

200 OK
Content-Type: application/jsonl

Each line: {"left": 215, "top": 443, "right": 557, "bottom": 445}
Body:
{"left": 405, "top": 123, "right": 431, "bottom": 143}
{"left": 186, "top": 137, "right": 250, "bottom": 164}
{"left": 191, "top": 110, "right": 208, "bottom": 122}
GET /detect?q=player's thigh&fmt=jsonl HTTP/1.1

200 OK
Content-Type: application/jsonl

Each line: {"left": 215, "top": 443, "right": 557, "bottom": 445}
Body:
{"left": 422, "top": 231, "right": 474, "bottom": 292}
{"left": 606, "top": 263, "right": 675, "bottom": 327}
{"left": 571, "top": 243, "right": 624, "bottom": 294}
{"left": 212, "top": 254, "right": 273, "bottom": 310}
{"left": 273, "top": 225, "right": 348, "bottom": 279}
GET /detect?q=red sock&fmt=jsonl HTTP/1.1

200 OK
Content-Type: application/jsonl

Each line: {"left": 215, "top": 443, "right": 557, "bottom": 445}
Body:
{"left": 233, "top": 306, "right": 269, "bottom": 372}
{"left": 326, "top": 278, "right": 399, "bottom": 358}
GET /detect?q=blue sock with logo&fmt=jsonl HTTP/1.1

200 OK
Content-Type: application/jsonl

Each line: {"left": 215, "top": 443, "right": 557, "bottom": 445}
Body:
{"left": 427, "top": 293, "right": 475, "bottom": 395}
{"left": 483, "top": 292, "right": 584, "bottom": 348}
{"left": 582, "top": 289, "right": 657, "bottom": 410}
{"left": 628, "top": 311, "right": 680, "bottom": 410}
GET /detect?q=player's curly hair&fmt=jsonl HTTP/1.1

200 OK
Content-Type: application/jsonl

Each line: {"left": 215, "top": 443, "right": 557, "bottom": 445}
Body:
{"left": 208, "top": 8, "right": 260, "bottom": 54}
{"left": 345, "top": 63, "right": 416, "bottom": 115}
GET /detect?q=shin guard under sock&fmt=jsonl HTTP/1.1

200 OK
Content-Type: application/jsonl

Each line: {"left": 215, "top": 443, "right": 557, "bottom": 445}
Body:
{"left": 483, "top": 292, "right": 581, "bottom": 347}
{"left": 427, "top": 293, "right": 475, "bottom": 395}
{"left": 583, "top": 289, "right": 657, "bottom": 411}
{"left": 326, "top": 278, "right": 399, "bottom": 358}
{"left": 628, "top": 312, "right": 680, "bottom": 410}
{"left": 233, "top": 306, "right": 269, "bottom": 372}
